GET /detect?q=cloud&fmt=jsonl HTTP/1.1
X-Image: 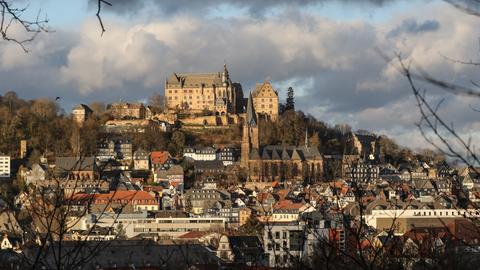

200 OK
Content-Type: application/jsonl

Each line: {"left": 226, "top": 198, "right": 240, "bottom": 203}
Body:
{"left": 387, "top": 19, "right": 440, "bottom": 38}
{"left": 88, "top": 0, "right": 401, "bottom": 17}
{"left": 2, "top": 1, "right": 480, "bottom": 151}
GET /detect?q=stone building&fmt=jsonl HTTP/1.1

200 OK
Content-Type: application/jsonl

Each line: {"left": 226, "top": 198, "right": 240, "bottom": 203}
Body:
{"left": 346, "top": 131, "right": 381, "bottom": 161}
{"left": 240, "top": 93, "right": 323, "bottom": 183}
{"left": 252, "top": 81, "right": 279, "bottom": 121}
{"left": 165, "top": 65, "right": 243, "bottom": 115}
{"left": 107, "top": 102, "right": 146, "bottom": 119}
{"left": 72, "top": 104, "right": 93, "bottom": 126}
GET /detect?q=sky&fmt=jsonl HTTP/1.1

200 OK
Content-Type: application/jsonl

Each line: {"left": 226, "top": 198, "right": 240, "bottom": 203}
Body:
{"left": 2, "top": 0, "right": 480, "bottom": 151}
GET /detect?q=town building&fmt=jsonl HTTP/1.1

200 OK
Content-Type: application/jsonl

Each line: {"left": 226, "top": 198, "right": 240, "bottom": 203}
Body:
{"left": 96, "top": 138, "right": 133, "bottom": 162}
{"left": 107, "top": 102, "right": 147, "bottom": 119}
{"left": 133, "top": 149, "right": 150, "bottom": 170}
{"left": 165, "top": 64, "right": 243, "bottom": 115}
{"left": 183, "top": 146, "right": 217, "bottom": 161}
{"left": 251, "top": 81, "right": 279, "bottom": 121}
{"left": 72, "top": 104, "right": 93, "bottom": 126}
{"left": 54, "top": 156, "right": 96, "bottom": 180}
{"left": 217, "top": 147, "right": 238, "bottom": 166}
{"left": 0, "top": 154, "right": 10, "bottom": 178}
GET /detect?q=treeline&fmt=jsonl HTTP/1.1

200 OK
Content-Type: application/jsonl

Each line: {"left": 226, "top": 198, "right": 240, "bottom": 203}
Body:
{"left": 0, "top": 92, "right": 187, "bottom": 160}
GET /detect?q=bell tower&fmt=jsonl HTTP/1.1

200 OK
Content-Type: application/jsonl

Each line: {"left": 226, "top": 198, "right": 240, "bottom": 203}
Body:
{"left": 241, "top": 92, "right": 259, "bottom": 168}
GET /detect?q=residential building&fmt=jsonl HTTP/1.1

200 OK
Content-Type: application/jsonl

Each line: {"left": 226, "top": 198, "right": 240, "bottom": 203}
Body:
{"left": 96, "top": 138, "right": 133, "bottom": 162}
{"left": 151, "top": 151, "right": 173, "bottom": 171}
{"left": 133, "top": 149, "right": 150, "bottom": 170}
{"left": 184, "top": 146, "right": 217, "bottom": 161}
{"left": 71, "top": 190, "right": 159, "bottom": 213}
{"left": 0, "top": 154, "right": 11, "bottom": 178}
{"left": 194, "top": 160, "right": 225, "bottom": 174}
{"left": 217, "top": 147, "right": 238, "bottom": 166}
{"left": 346, "top": 163, "right": 380, "bottom": 182}
{"left": 155, "top": 165, "right": 184, "bottom": 185}
{"left": 54, "top": 156, "right": 96, "bottom": 180}
{"left": 185, "top": 188, "right": 231, "bottom": 215}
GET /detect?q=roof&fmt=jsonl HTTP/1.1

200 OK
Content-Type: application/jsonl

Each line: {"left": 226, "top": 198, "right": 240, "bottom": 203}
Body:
{"left": 166, "top": 70, "right": 226, "bottom": 88}
{"left": 73, "top": 104, "right": 93, "bottom": 112}
{"left": 252, "top": 81, "right": 278, "bottom": 98}
{"left": 255, "top": 145, "right": 321, "bottom": 161}
{"left": 72, "top": 191, "right": 157, "bottom": 205}
{"left": 55, "top": 157, "right": 95, "bottom": 176}
{"left": 151, "top": 151, "right": 171, "bottom": 165}
{"left": 194, "top": 160, "right": 224, "bottom": 171}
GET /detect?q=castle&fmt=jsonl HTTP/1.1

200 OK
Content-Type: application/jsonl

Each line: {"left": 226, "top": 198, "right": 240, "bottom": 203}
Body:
{"left": 240, "top": 93, "right": 323, "bottom": 183}
{"left": 165, "top": 65, "right": 244, "bottom": 115}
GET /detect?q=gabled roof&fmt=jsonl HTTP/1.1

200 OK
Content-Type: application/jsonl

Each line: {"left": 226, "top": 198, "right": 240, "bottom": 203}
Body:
{"left": 166, "top": 68, "right": 228, "bottom": 88}
{"left": 251, "top": 81, "right": 278, "bottom": 98}
{"left": 151, "top": 151, "right": 171, "bottom": 165}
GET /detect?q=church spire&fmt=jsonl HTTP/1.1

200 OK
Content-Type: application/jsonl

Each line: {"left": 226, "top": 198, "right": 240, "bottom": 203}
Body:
{"left": 246, "top": 92, "right": 257, "bottom": 126}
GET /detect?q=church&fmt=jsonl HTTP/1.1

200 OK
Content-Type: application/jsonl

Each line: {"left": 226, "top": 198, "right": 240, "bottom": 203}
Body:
{"left": 240, "top": 93, "right": 324, "bottom": 183}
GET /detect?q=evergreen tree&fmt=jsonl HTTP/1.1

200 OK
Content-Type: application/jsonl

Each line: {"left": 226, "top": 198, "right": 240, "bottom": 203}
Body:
{"left": 285, "top": 86, "right": 295, "bottom": 111}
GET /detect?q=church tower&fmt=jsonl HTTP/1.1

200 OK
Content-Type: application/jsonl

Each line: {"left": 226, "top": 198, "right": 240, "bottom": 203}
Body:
{"left": 241, "top": 92, "right": 259, "bottom": 168}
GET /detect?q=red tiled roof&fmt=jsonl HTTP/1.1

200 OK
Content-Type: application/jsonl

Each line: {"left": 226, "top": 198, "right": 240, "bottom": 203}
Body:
{"left": 71, "top": 191, "right": 157, "bottom": 205}
{"left": 151, "top": 151, "right": 170, "bottom": 165}
{"left": 178, "top": 231, "right": 209, "bottom": 239}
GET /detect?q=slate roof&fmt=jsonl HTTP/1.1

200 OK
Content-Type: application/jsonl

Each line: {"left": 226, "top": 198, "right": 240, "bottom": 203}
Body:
{"left": 251, "top": 145, "right": 321, "bottom": 161}
{"left": 54, "top": 156, "right": 95, "bottom": 177}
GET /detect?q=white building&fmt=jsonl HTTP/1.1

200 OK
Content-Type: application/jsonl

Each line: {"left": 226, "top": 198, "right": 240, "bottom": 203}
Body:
{"left": 0, "top": 154, "right": 10, "bottom": 178}
{"left": 183, "top": 147, "right": 217, "bottom": 161}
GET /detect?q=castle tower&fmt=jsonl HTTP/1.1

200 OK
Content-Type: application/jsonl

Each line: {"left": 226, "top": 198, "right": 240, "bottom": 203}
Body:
{"left": 240, "top": 92, "right": 259, "bottom": 168}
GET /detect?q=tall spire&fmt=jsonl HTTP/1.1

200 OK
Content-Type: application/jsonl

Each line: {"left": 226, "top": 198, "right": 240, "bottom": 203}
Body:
{"left": 246, "top": 92, "right": 257, "bottom": 126}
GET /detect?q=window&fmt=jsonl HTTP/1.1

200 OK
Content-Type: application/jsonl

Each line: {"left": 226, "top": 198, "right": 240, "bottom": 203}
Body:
{"left": 275, "top": 232, "right": 280, "bottom": 239}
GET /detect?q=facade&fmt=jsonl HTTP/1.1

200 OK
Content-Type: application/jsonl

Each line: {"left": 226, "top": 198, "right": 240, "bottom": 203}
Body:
{"left": 55, "top": 156, "right": 96, "bottom": 180}
{"left": 0, "top": 154, "right": 10, "bottom": 178}
{"left": 72, "top": 104, "right": 93, "bottom": 126}
{"left": 241, "top": 94, "right": 323, "bottom": 183}
{"left": 85, "top": 212, "right": 226, "bottom": 239}
{"left": 107, "top": 102, "right": 146, "bottom": 119}
{"left": 71, "top": 190, "right": 159, "bottom": 213}
{"left": 155, "top": 165, "right": 184, "bottom": 184}
{"left": 217, "top": 147, "right": 237, "bottom": 166}
{"left": 133, "top": 149, "right": 150, "bottom": 170}
{"left": 252, "top": 81, "right": 279, "bottom": 121}
{"left": 183, "top": 147, "right": 217, "bottom": 161}
{"left": 347, "top": 131, "right": 381, "bottom": 161}
{"left": 346, "top": 163, "right": 380, "bottom": 182}
{"left": 96, "top": 138, "right": 133, "bottom": 162}
{"left": 165, "top": 65, "right": 243, "bottom": 114}
{"left": 185, "top": 188, "right": 231, "bottom": 215}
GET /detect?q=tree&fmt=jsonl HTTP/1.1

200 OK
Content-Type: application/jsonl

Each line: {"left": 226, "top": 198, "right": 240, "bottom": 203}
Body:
{"left": 148, "top": 93, "right": 165, "bottom": 114}
{"left": 285, "top": 86, "right": 295, "bottom": 112}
